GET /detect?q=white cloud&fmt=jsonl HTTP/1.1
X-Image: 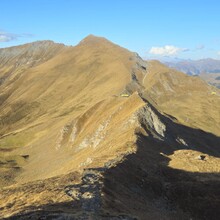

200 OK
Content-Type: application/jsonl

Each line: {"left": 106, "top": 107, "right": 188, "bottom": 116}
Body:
{"left": 0, "top": 32, "right": 17, "bottom": 42}
{"left": 0, "top": 31, "right": 33, "bottom": 42}
{"left": 196, "top": 44, "right": 205, "bottom": 50}
{"left": 149, "top": 45, "right": 188, "bottom": 56}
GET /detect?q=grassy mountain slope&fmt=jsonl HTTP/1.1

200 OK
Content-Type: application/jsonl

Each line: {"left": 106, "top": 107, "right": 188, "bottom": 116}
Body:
{"left": 0, "top": 35, "right": 140, "bottom": 185}
{"left": 143, "top": 60, "right": 220, "bottom": 136}
{"left": 0, "top": 40, "right": 65, "bottom": 86}
{"left": 0, "top": 36, "right": 219, "bottom": 219}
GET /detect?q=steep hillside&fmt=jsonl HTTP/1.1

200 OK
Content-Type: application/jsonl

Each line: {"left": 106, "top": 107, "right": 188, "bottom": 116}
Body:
{"left": 0, "top": 35, "right": 135, "bottom": 134}
{"left": 0, "top": 35, "right": 144, "bottom": 185}
{"left": 0, "top": 40, "right": 65, "bottom": 86}
{"left": 142, "top": 60, "right": 220, "bottom": 136}
{"left": 0, "top": 36, "right": 220, "bottom": 220}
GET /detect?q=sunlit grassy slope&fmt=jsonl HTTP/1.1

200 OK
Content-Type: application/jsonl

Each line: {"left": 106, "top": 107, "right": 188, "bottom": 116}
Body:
{"left": 0, "top": 35, "right": 219, "bottom": 219}
{"left": 143, "top": 60, "right": 220, "bottom": 136}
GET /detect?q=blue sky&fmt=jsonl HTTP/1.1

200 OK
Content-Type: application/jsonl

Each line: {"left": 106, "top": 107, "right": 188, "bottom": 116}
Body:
{"left": 0, "top": 0, "right": 220, "bottom": 60}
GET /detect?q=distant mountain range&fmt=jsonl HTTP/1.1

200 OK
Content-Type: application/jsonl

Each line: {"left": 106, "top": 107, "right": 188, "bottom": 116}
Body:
{"left": 164, "top": 58, "right": 220, "bottom": 75}
{"left": 164, "top": 58, "right": 220, "bottom": 88}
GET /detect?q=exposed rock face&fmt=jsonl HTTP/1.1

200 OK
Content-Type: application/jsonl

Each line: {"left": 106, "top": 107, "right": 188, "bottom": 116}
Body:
{"left": 138, "top": 104, "right": 166, "bottom": 139}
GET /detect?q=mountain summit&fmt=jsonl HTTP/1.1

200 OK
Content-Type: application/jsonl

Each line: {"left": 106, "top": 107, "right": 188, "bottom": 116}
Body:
{"left": 79, "top": 34, "right": 109, "bottom": 43}
{"left": 0, "top": 36, "right": 220, "bottom": 219}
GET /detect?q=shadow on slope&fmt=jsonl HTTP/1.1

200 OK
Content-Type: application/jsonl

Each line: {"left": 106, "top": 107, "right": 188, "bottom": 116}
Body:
{"left": 103, "top": 135, "right": 220, "bottom": 220}
{"left": 102, "top": 111, "right": 220, "bottom": 220}
{"left": 2, "top": 113, "right": 220, "bottom": 220}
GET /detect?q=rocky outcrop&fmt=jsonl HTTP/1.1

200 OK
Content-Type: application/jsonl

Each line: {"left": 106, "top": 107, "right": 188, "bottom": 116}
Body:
{"left": 138, "top": 104, "right": 166, "bottom": 139}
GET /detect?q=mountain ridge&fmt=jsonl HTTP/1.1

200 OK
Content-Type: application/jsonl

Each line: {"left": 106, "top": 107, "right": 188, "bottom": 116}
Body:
{"left": 0, "top": 35, "right": 219, "bottom": 219}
